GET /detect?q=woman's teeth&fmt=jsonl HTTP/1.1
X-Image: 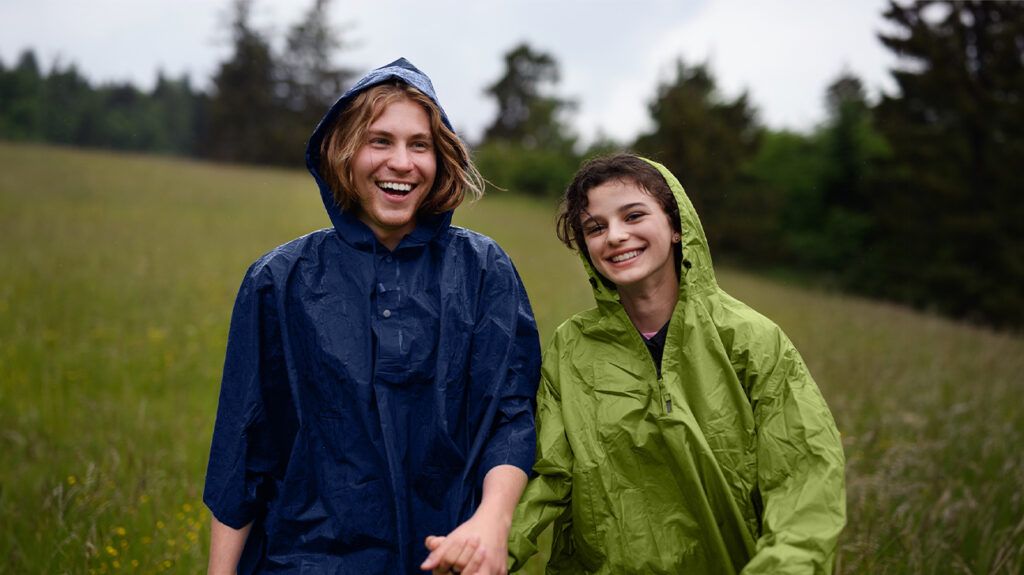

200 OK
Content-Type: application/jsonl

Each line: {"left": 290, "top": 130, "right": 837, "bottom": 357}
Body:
{"left": 611, "top": 250, "right": 642, "bottom": 263}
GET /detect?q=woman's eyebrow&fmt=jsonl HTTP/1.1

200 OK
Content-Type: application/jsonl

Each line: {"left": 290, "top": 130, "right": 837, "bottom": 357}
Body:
{"left": 617, "top": 202, "right": 648, "bottom": 212}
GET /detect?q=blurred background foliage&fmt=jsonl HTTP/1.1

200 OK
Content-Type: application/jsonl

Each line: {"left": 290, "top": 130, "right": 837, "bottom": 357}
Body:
{"left": 1, "top": 0, "right": 1022, "bottom": 328}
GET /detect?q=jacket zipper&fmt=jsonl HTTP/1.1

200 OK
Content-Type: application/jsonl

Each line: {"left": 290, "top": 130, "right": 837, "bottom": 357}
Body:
{"left": 630, "top": 318, "right": 673, "bottom": 415}
{"left": 646, "top": 347, "right": 671, "bottom": 415}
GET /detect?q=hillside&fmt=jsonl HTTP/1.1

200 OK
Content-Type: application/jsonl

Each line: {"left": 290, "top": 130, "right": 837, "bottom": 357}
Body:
{"left": 1, "top": 142, "right": 1021, "bottom": 573}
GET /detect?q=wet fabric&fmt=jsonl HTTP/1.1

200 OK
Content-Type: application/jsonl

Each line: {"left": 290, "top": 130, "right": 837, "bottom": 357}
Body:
{"left": 203, "top": 58, "right": 541, "bottom": 574}
{"left": 508, "top": 159, "right": 845, "bottom": 574}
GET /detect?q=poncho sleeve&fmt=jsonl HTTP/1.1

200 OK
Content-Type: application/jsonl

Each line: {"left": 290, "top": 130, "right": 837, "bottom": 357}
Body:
{"left": 203, "top": 262, "right": 298, "bottom": 529}
{"left": 472, "top": 248, "right": 542, "bottom": 481}
{"left": 507, "top": 336, "right": 574, "bottom": 572}
{"left": 741, "top": 327, "right": 846, "bottom": 575}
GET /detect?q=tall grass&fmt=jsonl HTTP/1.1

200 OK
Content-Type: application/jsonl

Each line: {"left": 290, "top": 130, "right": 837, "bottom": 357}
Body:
{"left": 1, "top": 142, "right": 1021, "bottom": 573}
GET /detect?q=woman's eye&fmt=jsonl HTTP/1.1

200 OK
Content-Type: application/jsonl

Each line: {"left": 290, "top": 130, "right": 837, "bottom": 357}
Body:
{"left": 583, "top": 224, "right": 604, "bottom": 236}
{"left": 625, "top": 212, "right": 645, "bottom": 222}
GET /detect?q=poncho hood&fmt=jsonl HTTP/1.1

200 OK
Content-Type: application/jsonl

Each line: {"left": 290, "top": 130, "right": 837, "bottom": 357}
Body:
{"left": 304, "top": 57, "right": 457, "bottom": 249}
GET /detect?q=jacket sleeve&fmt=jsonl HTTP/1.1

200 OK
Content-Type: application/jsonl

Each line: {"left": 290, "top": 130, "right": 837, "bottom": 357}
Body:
{"left": 472, "top": 248, "right": 542, "bottom": 480}
{"left": 203, "top": 263, "right": 298, "bottom": 529}
{"left": 741, "top": 328, "right": 846, "bottom": 575}
{"left": 507, "top": 339, "right": 574, "bottom": 572}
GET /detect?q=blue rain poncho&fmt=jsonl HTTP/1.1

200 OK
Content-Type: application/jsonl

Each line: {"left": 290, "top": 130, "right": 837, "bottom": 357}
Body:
{"left": 203, "top": 58, "right": 542, "bottom": 574}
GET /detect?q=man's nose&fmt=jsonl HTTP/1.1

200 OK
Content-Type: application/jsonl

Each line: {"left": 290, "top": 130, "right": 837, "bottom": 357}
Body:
{"left": 387, "top": 146, "right": 413, "bottom": 171}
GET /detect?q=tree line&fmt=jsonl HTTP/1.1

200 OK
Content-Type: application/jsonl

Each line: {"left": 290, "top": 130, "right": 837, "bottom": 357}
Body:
{"left": 479, "top": 1, "right": 1024, "bottom": 330}
{"left": 1, "top": 0, "right": 1021, "bottom": 329}
{"left": 0, "top": 0, "right": 352, "bottom": 165}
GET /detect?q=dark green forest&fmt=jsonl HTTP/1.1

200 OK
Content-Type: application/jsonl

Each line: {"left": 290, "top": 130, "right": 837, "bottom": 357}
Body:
{"left": 1, "top": 0, "right": 1021, "bottom": 329}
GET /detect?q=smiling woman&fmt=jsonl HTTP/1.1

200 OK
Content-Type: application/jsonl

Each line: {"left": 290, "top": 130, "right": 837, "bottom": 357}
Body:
{"left": 508, "top": 153, "right": 847, "bottom": 574}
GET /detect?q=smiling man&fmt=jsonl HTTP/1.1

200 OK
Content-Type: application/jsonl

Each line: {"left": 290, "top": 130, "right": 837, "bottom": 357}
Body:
{"left": 203, "top": 58, "right": 541, "bottom": 575}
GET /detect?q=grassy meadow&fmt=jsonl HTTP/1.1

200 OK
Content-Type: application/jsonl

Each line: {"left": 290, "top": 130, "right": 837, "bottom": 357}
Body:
{"left": 1, "top": 142, "right": 1022, "bottom": 574}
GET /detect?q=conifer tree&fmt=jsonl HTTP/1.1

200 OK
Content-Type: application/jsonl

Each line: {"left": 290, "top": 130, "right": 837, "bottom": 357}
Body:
{"left": 482, "top": 43, "right": 576, "bottom": 151}
{"left": 204, "top": 0, "right": 282, "bottom": 164}
{"left": 634, "top": 60, "right": 760, "bottom": 251}
{"left": 874, "top": 0, "right": 1024, "bottom": 325}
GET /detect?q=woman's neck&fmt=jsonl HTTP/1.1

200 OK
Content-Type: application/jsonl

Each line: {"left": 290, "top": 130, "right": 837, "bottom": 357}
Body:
{"left": 618, "top": 276, "right": 678, "bottom": 334}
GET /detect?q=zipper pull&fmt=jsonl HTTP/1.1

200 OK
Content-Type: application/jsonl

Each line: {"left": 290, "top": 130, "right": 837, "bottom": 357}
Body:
{"left": 665, "top": 397, "right": 673, "bottom": 413}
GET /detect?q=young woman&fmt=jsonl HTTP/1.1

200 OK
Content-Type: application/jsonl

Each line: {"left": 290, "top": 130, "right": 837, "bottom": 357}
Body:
{"left": 506, "top": 154, "right": 846, "bottom": 574}
{"left": 204, "top": 58, "right": 540, "bottom": 575}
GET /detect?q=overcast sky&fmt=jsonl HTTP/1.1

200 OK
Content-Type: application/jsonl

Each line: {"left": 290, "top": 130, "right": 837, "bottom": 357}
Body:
{"left": 0, "top": 0, "right": 898, "bottom": 145}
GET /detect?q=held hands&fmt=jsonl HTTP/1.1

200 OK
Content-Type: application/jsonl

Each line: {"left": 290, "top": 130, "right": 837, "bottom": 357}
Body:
{"left": 421, "top": 465, "right": 526, "bottom": 575}
{"left": 420, "top": 509, "right": 511, "bottom": 575}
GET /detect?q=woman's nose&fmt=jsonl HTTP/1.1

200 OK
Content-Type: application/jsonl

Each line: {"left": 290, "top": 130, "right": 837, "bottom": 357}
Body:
{"left": 607, "top": 221, "right": 629, "bottom": 243}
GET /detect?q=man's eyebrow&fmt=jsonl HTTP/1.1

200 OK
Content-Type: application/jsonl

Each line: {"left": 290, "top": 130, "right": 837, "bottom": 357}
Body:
{"left": 366, "top": 128, "right": 432, "bottom": 140}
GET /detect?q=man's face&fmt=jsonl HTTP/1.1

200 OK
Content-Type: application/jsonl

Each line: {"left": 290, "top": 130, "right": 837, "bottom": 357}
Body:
{"left": 351, "top": 98, "right": 437, "bottom": 250}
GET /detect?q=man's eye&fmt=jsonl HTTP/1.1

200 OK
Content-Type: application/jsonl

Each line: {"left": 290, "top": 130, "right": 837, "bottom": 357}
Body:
{"left": 411, "top": 140, "right": 432, "bottom": 151}
{"left": 369, "top": 137, "right": 389, "bottom": 146}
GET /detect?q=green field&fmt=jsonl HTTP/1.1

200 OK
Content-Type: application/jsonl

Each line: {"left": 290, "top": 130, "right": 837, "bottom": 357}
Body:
{"left": 1, "top": 142, "right": 1022, "bottom": 574}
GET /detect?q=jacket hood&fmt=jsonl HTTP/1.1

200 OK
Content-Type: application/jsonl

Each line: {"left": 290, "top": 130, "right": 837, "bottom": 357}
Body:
{"left": 582, "top": 157, "right": 718, "bottom": 308}
{"left": 304, "top": 58, "right": 457, "bottom": 248}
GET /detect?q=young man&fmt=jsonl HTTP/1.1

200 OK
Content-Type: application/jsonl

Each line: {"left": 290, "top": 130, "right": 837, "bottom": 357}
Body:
{"left": 204, "top": 58, "right": 540, "bottom": 574}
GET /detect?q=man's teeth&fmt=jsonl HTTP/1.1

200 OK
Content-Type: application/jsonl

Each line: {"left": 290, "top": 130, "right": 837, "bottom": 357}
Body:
{"left": 611, "top": 250, "right": 642, "bottom": 263}
{"left": 379, "top": 182, "right": 413, "bottom": 193}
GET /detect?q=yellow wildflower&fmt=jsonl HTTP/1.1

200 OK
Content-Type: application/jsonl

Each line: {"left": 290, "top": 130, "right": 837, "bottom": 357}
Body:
{"left": 105, "top": 545, "right": 118, "bottom": 557}
{"left": 114, "top": 526, "right": 126, "bottom": 537}
{"left": 67, "top": 475, "right": 77, "bottom": 486}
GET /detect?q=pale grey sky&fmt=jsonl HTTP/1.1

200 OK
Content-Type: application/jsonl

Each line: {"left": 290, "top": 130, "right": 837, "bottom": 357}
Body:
{"left": 0, "top": 0, "right": 897, "bottom": 145}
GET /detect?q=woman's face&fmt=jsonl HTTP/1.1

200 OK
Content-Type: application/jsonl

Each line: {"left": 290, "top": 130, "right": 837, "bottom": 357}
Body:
{"left": 351, "top": 98, "right": 437, "bottom": 249}
{"left": 581, "top": 179, "right": 678, "bottom": 292}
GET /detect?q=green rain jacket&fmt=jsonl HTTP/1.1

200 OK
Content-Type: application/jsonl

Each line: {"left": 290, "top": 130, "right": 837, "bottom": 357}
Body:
{"left": 508, "top": 159, "right": 846, "bottom": 574}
